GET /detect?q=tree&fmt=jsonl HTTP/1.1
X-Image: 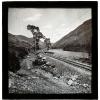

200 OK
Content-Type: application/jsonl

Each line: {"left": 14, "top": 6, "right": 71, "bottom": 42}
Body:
{"left": 27, "top": 25, "right": 46, "bottom": 51}
{"left": 44, "top": 38, "right": 51, "bottom": 50}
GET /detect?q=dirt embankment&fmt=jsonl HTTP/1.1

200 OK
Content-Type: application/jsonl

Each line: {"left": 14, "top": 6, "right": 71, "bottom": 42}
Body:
{"left": 9, "top": 52, "right": 91, "bottom": 94}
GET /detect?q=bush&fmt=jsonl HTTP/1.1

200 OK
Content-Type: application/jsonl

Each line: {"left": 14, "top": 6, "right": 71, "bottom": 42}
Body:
{"left": 8, "top": 47, "right": 28, "bottom": 73}
{"left": 8, "top": 51, "right": 20, "bottom": 73}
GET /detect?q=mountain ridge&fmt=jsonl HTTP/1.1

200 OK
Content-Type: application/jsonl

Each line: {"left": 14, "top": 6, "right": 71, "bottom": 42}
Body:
{"left": 52, "top": 19, "right": 92, "bottom": 54}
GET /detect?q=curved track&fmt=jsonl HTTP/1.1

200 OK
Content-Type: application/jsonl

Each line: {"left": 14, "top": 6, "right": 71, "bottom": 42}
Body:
{"left": 44, "top": 53, "right": 92, "bottom": 71}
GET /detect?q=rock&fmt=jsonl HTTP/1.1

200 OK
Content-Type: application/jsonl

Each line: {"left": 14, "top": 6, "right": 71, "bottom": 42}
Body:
{"left": 71, "top": 75, "right": 78, "bottom": 81}
{"left": 53, "top": 77, "right": 58, "bottom": 80}
{"left": 9, "top": 79, "right": 14, "bottom": 88}
{"left": 67, "top": 79, "right": 74, "bottom": 86}
{"left": 83, "top": 83, "right": 89, "bottom": 87}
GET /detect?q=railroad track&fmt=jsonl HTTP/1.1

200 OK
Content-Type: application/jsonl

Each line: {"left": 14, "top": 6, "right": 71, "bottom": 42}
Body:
{"left": 44, "top": 53, "right": 92, "bottom": 71}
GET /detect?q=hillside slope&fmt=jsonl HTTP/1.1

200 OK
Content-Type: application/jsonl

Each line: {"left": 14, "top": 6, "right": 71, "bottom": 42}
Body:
{"left": 8, "top": 33, "right": 91, "bottom": 93}
{"left": 8, "top": 33, "right": 46, "bottom": 72}
{"left": 52, "top": 19, "right": 92, "bottom": 54}
{"left": 9, "top": 53, "right": 91, "bottom": 94}
{"left": 8, "top": 33, "right": 32, "bottom": 72}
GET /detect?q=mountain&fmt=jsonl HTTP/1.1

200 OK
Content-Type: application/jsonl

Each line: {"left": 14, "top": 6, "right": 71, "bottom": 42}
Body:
{"left": 8, "top": 33, "right": 33, "bottom": 49}
{"left": 15, "top": 34, "right": 46, "bottom": 49}
{"left": 8, "top": 33, "right": 46, "bottom": 51}
{"left": 15, "top": 35, "right": 33, "bottom": 44}
{"left": 52, "top": 19, "right": 92, "bottom": 54}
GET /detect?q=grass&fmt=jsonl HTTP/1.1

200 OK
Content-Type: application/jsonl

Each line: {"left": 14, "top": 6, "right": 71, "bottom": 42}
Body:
{"left": 48, "top": 49, "right": 91, "bottom": 65}
{"left": 9, "top": 51, "right": 91, "bottom": 94}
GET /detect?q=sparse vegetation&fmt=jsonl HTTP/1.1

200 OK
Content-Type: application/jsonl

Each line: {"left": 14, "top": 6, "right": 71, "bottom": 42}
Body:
{"left": 9, "top": 52, "right": 91, "bottom": 93}
{"left": 52, "top": 19, "right": 92, "bottom": 57}
{"left": 8, "top": 19, "right": 92, "bottom": 94}
{"left": 8, "top": 33, "right": 31, "bottom": 72}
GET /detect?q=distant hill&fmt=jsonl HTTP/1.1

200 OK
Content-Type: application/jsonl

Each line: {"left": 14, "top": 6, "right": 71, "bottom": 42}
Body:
{"left": 16, "top": 34, "right": 46, "bottom": 49}
{"left": 8, "top": 33, "right": 46, "bottom": 50}
{"left": 52, "top": 19, "right": 92, "bottom": 54}
{"left": 8, "top": 33, "right": 33, "bottom": 49}
{"left": 15, "top": 35, "right": 33, "bottom": 44}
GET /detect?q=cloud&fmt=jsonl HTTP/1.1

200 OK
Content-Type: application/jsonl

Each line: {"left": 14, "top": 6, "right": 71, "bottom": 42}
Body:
{"left": 24, "top": 14, "right": 42, "bottom": 22}
{"left": 61, "top": 24, "right": 66, "bottom": 26}
{"left": 43, "top": 24, "right": 53, "bottom": 29}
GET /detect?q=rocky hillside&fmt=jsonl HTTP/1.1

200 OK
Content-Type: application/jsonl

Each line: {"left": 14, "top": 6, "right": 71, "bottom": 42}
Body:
{"left": 52, "top": 19, "right": 92, "bottom": 54}
{"left": 15, "top": 34, "right": 46, "bottom": 49}
{"left": 8, "top": 33, "right": 33, "bottom": 72}
{"left": 8, "top": 33, "right": 47, "bottom": 72}
{"left": 8, "top": 33, "right": 91, "bottom": 94}
{"left": 8, "top": 33, "right": 33, "bottom": 50}
{"left": 9, "top": 53, "right": 91, "bottom": 94}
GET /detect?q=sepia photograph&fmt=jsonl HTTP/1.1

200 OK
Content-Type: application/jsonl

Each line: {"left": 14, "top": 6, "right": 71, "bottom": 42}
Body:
{"left": 2, "top": 1, "right": 98, "bottom": 99}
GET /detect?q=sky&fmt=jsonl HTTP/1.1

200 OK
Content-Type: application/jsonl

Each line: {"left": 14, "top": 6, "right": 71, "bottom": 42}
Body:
{"left": 8, "top": 8, "right": 91, "bottom": 43}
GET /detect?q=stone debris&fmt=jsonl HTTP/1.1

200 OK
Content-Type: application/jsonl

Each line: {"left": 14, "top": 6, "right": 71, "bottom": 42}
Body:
{"left": 83, "top": 83, "right": 89, "bottom": 87}
{"left": 8, "top": 52, "right": 91, "bottom": 93}
{"left": 67, "top": 79, "right": 74, "bottom": 85}
{"left": 9, "top": 79, "right": 14, "bottom": 88}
